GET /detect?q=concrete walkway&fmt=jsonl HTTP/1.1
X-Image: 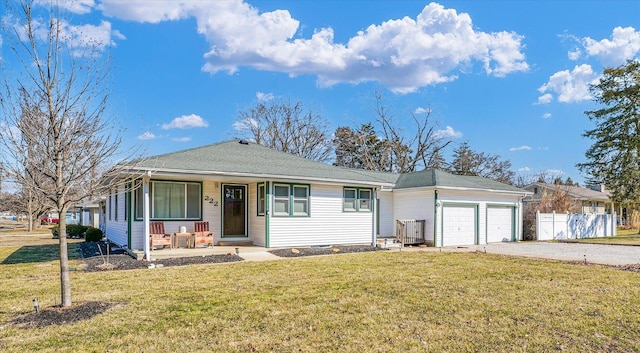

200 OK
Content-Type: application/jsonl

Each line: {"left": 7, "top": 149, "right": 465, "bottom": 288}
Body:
{"left": 143, "top": 245, "right": 282, "bottom": 262}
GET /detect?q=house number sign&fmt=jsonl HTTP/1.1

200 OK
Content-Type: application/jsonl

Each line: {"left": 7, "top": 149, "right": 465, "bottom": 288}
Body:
{"left": 204, "top": 195, "right": 219, "bottom": 206}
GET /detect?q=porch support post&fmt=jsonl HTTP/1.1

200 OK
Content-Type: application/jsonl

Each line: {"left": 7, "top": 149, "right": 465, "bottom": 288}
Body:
{"left": 371, "top": 188, "right": 378, "bottom": 247}
{"left": 143, "top": 174, "right": 151, "bottom": 261}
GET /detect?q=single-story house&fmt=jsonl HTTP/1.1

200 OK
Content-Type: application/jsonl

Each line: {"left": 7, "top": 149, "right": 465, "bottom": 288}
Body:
{"left": 522, "top": 183, "right": 614, "bottom": 214}
{"left": 104, "top": 140, "right": 531, "bottom": 259}
{"left": 76, "top": 198, "right": 103, "bottom": 229}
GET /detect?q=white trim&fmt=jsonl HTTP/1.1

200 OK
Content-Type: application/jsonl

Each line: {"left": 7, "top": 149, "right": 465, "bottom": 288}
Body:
{"left": 143, "top": 175, "right": 150, "bottom": 261}
{"left": 395, "top": 185, "right": 532, "bottom": 196}
{"left": 121, "top": 167, "right": 395, "bottom": 188}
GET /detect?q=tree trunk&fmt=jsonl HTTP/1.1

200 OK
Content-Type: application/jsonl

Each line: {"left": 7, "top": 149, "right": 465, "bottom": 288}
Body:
{"left": 58, "top": 209, "right": 71, "bottom": 307}
{"left": 27, "top": 190, "right": 33, "bottom": 233}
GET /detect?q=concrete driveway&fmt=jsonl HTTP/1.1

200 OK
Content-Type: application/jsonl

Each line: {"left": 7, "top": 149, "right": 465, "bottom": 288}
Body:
{"left": 463, "top": 242, "right": 640, "bottom": 266}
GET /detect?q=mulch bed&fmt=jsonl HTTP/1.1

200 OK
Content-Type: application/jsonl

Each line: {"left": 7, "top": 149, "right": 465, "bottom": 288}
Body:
{"left": 79, "top": 241, "right": 242, "bottom": 272}
{"left": 79, "top": 242, "right": 383, "bottom": 271}
{"left": 618, "top": 264, "right": 640, "bottom": 272}
{"left": 269, "top": 245, "right": 383, "bottom": 257}
{"left": 8, "top": 301, "right": 115, "bottom": 328}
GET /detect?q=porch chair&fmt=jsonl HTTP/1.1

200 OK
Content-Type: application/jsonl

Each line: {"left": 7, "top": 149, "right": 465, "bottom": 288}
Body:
{"left": 193, "top": 221, "right": 214, "bottom": 247}
{"left": 149, "top": 221, "right": 172, "bottom": 250}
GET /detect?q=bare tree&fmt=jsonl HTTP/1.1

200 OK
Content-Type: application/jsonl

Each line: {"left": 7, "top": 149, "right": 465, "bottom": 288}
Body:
{"left": 334, "top": 90, "right": 451, "bottom": 173}
{"left": 373, "top": 90, "right": 451, "bottom": 173}
{"left": 450, "top": 141, "right": 515, "bottom": 184}
{"left": 235, "top": 99, "right": 333, "bottom": 162}
{"left": 0, "top": 1, "right": 130, "bottom": 307}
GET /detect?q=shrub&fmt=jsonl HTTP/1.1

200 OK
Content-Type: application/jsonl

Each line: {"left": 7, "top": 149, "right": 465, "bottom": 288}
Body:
{"left": 67, "top": 224, "right": 88, "bottom": 238}
{"left": 85, "top": 227, "right": 104, "bottom": 242}
{"left": 51, "top": 225, "right": 60, "bottom": 238}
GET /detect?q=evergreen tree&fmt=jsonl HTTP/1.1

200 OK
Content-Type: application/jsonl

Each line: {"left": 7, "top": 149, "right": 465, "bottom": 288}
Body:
{"left": 333, "top": 123, "right": 389, "bottom": 171}
{"left": 578, "top": 60, "right": 640, "bottom": 204}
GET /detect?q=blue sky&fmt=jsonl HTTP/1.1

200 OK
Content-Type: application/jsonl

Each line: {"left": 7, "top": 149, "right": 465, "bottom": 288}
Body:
{"left": 4, "top": 1, "right": 640, "bottom": 184}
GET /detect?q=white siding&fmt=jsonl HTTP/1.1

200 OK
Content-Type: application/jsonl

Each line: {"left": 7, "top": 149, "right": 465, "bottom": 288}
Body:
{"left": 105, "top": 184, "right": 128, "bottom": 247}
{"left": 377, "top": 190, "right": 394, "bottom": 237}
{"left": 203, "top": 180, "right": 222, "bottom": 244}
{"left": 393, "top": 189, "right": 435, "bottom": 245}
{"left": 268, "top": 184, "right": 374, "bottom": 247}
{"left": 248, "top": 183, "right": 266, "bottom": 246}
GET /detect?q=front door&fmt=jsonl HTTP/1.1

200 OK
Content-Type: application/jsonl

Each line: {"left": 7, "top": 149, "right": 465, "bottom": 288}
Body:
{"left": 223, "top": 185, "right": 247, "bottom": 237}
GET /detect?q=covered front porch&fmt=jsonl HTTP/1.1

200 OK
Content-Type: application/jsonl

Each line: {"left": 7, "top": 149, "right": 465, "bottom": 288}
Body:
{"left": 132, "top": 174, "right": 268, "bottom": 261}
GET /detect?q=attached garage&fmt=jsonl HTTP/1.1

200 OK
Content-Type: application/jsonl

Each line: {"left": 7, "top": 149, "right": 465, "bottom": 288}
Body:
{"left": 441, "top": 204, "right": 477, "bottom": 246}
{"left": 486, "top": 206, "right": 515, "bottom": 243}
{"left": 389, "top": 169, "right": 531, "bottom": 247}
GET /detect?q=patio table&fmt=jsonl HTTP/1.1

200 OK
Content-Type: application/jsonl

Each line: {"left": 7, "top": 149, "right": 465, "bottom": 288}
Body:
{"left": 173, "top": 232, "right": 193, "bottom": 248}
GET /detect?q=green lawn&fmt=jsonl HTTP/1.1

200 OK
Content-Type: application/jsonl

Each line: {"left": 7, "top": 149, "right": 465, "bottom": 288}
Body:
{"left": 575, "top": 228, "right": 640, "bottom": 245}
{"left": 1, "top": 243, "right": 639, "bottom": 352}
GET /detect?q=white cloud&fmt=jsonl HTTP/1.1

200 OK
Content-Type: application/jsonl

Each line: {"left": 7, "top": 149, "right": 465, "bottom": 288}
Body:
{"left": 536, "top": 93, "right": 553, "bottom": 105}
{"left": 5, "top": 12, "right": 123, "bottom": 54}
{"left": 518, "top": 167, "right": 531, "bottom": 172}
{"left": 433, "top": 126, "right": 462, "bottom": 139}
{"left": 581, "top": 26, "right": 640, "bottom": 67}
{"left": 172, "top": 137, "right": 192, "bottom": 142}
{"left": 33, "top": 0, "right": 96, "bottom": 14}
{"left": 99, "top": 1, "right": 528, "bottom": 93}
{"left": 161, "top": 114, "right": 209, "bottom": 129}
{"left": 546, "top": 169, "right": 565, "bottom": 176}
{"left": 64, "top": 20, "right": 125, "bottom": 51}
{"left": 256, "top": 92, "right": 274, "bottom": 102}
{"left": 542, "top": 112, "right": 552, "bottom": 119}
{"left": 510, "top": 145, "right": 532, "bottom": 151}
{"left": 137, "top": 131, "right": 157, "bottom": 140}
{"left": 567, "top": 48, "right": 581, "bottom": 61}
{"left": 537, "top": 64, "right": 600, "bottom": 103}
{"left": 233, "top": 117, "right": 259, "bottom": 131}
{"left": 414, "top": 106, "right": 431, "bottom": 114}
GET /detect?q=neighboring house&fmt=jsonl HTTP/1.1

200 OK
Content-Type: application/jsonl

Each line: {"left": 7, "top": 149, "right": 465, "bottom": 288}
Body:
{"left": 104, "top": 140, "right": 531, "bottom": 259}
{"left": 76, "top": 198, "right": 103, "bottom": 229}
{"left": 523, "top": 183, "right": 614, "bottom": 214}
{"left": 43, "top": 209, "right": 81, "bottom": 225}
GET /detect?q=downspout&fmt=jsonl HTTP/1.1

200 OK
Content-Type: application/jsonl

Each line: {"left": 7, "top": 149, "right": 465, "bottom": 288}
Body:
{"left": 143, "top": 173, "right": 151, "bottom": 261}
{"left": 517, "top": 194, "right": 525, "bottom": 241}
{"left": 434, "top": 190, "right": 439, "bottom": 247}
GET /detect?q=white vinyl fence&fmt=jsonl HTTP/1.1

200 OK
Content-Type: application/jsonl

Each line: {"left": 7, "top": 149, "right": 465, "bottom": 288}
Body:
{"left": 536, "top": 212, "right": 617, "bottom": 241}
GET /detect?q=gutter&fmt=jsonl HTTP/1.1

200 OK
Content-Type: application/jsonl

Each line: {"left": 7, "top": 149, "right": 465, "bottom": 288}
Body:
{"left": 120, "top": 167, "right": 395, "bottom": 189}
{"left": 396, "top": 185, "right": 533, "bottom": 196}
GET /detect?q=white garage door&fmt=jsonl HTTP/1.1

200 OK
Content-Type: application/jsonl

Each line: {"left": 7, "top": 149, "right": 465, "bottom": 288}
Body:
{"left": 442, "top": 205, "right": 476, "bottom": 246}
{"left": 487, "top": 206, "right": 514, "bottom": 243}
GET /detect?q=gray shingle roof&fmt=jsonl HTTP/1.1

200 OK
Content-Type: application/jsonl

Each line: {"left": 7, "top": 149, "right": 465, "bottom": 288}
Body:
{"left": 395, "top": 169, "right": 528, "bottom": 193}
{"left": 133, "top": 140, "right": 395, "bottom": 186}
{"left": 525, "top": 183, "right": 611, "bottom": 201}
{"left": 130, "top": 140, "right": 528, "bottom": 194}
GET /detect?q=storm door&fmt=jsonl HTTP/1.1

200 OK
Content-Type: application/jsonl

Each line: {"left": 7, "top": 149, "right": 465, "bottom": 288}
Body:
{"left": 223, "top": 185, "right": 247, "bottom": 237}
